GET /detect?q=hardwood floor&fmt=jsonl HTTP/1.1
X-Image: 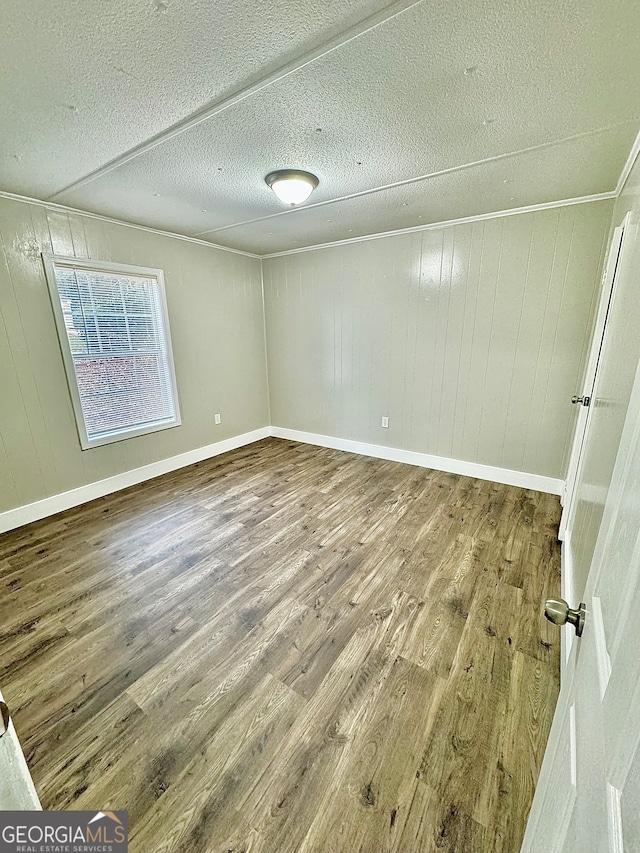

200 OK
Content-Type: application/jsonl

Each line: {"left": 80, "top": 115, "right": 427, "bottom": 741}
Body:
{"left": 0, "top": 438, "right": 561, "bottom": 852}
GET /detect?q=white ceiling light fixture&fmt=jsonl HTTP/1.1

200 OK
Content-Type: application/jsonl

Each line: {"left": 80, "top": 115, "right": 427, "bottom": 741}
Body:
{"left": 265, "top": 169, "right": 319, "bottom": 206}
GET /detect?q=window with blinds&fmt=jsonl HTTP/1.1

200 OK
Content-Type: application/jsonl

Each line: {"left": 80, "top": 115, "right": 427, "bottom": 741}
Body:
{"left": 44, "top": 256, "right": 181, "bottom": 449}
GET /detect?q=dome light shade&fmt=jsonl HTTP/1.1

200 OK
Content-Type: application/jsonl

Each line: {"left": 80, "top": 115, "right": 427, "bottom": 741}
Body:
{"left": 265, "top": 170, "right": 319, "bottom": 205}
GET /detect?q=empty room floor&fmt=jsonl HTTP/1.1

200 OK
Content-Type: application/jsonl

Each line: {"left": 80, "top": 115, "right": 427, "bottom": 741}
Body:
{"left": 0, "top": 438, "right": 561, "bottom": 852}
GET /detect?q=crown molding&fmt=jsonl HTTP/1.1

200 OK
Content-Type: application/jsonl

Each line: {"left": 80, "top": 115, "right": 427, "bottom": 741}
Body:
{"left": 614, "top": 124, "right": 640, "bottom": 196}
{"left": 260, "top": 192, "right": 616, "bottom": 258}
{"left": 0, "top": 191, "right": 261, "bottom": 259}
{"left": 0, "top": 187, "right": 618, "bottom": 261}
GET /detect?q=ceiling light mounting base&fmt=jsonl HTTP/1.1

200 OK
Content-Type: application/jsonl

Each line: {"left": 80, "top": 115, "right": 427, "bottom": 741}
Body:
{"left": 265, "top": 169, "right": 319, "bottom": 206}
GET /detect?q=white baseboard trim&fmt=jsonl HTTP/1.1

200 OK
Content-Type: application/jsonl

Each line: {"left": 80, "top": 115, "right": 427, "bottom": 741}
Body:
{"left": 270, "top": 426, "right": 564, "bottom": 495}
{"left": 0, "top": 424, "right": 564, "bottom": 535}
{"left": 0, "top": 427, "right": 271, "bottom": 534}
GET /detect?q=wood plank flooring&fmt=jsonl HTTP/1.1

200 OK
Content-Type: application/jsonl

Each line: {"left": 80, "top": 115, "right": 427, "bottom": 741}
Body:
{"left": 0, "top": 438, "right": 561, "bottom": 852}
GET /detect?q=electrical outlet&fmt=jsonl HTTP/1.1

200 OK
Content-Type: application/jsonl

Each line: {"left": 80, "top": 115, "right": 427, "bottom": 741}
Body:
{"left": 381, "top": 416, "right": 389, "bottom": 428}
{"left": 214, "top": 413, "right": 221, "bottom": 425}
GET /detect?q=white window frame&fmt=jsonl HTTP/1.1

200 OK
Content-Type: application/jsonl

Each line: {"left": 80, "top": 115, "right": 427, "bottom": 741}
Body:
{"left": 43, "top": 254, "right": 182, "bottom": 450}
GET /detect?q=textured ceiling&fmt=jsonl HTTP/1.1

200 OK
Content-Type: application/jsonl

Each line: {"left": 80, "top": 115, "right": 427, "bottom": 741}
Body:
{"left": 2, "top": 0, "right": 640, "bottom": 254}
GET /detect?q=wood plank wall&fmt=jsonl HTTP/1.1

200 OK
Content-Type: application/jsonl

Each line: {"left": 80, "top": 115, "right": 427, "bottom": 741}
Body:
{"left": 0, "top": 196, "right": 268, "bottom": 513}
{"left": 263, "top": 201, "right": 613, "bottom": 479}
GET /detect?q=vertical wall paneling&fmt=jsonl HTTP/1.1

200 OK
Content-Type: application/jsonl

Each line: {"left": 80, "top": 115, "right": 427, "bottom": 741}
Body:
{"left": 505, "top": 211, "right": 558, "bottom": 473}
{"left": 0, "top": 202, "right": 60, "bottom": 503}
{"left": 450, "top": 220, "right": 482, "bottom": 462}
{"left": 28, "top": 205, "right": 91, "bottom": 489}
{"left": 0, "top": 196, "right": 267, "bottom": 515}
{"left": 0, "top": 193, "right": 617, "bottom": 519}
{"left": 467, "top": 218, "right": 503, "bottom": 464}
{"left": 263, "top": 201, "right": 613, "bottom": 480}
{"left": 478, "top": 216, "right": 526, "bottom": 466}
{"left": 45, "top": 209, "right": 76, "bottom": 257}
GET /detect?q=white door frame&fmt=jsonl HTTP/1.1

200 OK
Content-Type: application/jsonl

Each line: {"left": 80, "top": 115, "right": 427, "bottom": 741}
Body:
{"left": 558, "top": 214, "right": 629, "bottom": 542}
{"left": 522, "top": 344, "right": 640, "bottom": 853}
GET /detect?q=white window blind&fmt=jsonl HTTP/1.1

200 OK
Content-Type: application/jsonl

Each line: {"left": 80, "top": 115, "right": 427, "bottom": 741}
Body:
{"left": 44, "top": 256, "right": 181, "bottom": 449}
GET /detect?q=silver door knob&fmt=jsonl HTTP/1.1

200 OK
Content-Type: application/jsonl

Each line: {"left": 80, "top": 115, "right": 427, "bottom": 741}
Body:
{"left": 544, "top": 598, "right": 586, "bottom": 637}
{"left": 571, "top": 395, "right": 591, "bottom": 406}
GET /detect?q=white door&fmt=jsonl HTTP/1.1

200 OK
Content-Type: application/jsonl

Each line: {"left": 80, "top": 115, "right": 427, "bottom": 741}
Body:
{"left": 0, "top": 689, "right": 41, "bottom": 809}
{"left": 559, "top": 216, "right": 628, "bottom": 542}
{"left": 521, "top": 352, "right": 640, "bottom": 852}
